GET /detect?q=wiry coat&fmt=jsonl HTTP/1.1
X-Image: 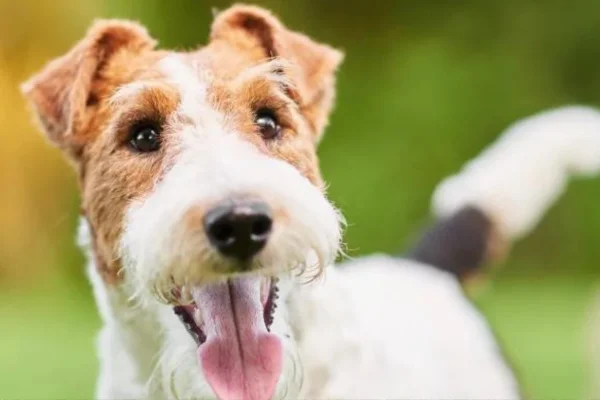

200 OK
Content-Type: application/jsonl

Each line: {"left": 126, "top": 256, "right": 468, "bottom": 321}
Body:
{"left": 23, "top": 3, "right": 600, "bottom": 399}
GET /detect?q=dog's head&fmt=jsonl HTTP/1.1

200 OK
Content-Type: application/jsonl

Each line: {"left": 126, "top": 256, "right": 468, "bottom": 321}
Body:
{"left": 23, "top": 5, "right": 343, "bottom": 399}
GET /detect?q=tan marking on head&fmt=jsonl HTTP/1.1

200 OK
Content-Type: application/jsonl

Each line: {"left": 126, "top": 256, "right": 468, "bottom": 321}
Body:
{"left": 21, "top": 20, "right": 158, "bottom": 155}
{"left": 200, "top": 5, "right": 344, "bottom": 183}
{"left": 80, "top": 77, "right": 181, "bottom": 283}
{"left": 209, "top": 5, "right": 343, "bottom": 140}
{"left": 201, "top": 65, "right": 322, "bottom": 186}
{"left": 22, "top": 20, "right": 169, "bottom": 283}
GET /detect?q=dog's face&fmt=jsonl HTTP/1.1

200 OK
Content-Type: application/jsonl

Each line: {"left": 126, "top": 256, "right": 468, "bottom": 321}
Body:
{"left": 23, "top": 6, "right": 343, "bottom": 400}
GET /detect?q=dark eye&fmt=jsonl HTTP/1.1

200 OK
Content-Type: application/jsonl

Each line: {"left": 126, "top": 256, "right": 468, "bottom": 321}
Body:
{"left": 255, "top": 109, "right": 281, "bottom": 140}
{"left": 129, "top": 125, "right": 161, "bottom": 152}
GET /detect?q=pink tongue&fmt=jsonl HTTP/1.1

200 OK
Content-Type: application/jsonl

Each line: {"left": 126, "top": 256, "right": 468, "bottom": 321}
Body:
{"left": 191, "top": 276, "right": 282, "bottom": 400}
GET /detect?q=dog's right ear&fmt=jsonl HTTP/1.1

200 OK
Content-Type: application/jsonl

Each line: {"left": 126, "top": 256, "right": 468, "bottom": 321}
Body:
{"left": 22, "top": 20, "right": 156, "bottom": 158}
{"left": 211, "top": 5, "right": 343, "bottom": 142}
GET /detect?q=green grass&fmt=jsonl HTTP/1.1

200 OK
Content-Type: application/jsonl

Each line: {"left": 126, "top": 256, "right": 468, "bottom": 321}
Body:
{"left": 0, "top": 276, "right": 597, "bottom": 398}
{"left": 475, "top": 277, "right": 599, "bottom": 399}
{"left": 0, "top": 280, "right": 100, "bottom": 398}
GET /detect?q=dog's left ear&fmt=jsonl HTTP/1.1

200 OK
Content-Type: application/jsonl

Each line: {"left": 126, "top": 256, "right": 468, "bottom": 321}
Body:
{"left": 21, "top": 20, "right": 157, "bottom": 158}
{"left": 211, "top": 5, "right": 343, "bottom": 142}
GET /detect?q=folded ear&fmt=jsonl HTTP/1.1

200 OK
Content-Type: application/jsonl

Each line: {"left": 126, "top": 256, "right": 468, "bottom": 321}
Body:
{"left": 22, "top": 20, "right": 156, "bottom": 156}
{"left": 211, "top": 5, "right": 343, "bottom": 141}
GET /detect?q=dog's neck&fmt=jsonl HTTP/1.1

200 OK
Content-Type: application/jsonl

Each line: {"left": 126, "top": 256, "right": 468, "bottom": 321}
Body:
{"left": 78, "top": 218, "right": 162, "bottom": 395}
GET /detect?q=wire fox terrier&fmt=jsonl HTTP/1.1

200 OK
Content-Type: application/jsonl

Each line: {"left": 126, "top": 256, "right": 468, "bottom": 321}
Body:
{"left": 22, "top": 4, "right": 600, "bottom": 399}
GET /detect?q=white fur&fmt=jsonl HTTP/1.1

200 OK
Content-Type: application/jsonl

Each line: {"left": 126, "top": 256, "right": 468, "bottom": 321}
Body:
{"left": 433, "top": 106, "right": 600, "bottom": 238}
{"left": 121, "top": 129, "right": 341, "bottom": 299}
{"left": 79, "top": 220, "right": 163, "bottom": 399}
{"left": 110, "top": 81, "right": 157, "bottom": 106}
{"left": 293, "top": 256, "right": 518, "bottom": 398}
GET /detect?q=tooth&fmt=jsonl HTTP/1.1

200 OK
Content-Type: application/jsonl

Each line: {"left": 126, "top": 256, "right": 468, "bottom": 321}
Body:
{"left": 180, "top": 286, "right": 192, "bottom": 304}
{"left": 194, "top": 308, "right": 203, "bottom": 327}
{"left": 261, "top": 278, "right": 270, "bottom": 305}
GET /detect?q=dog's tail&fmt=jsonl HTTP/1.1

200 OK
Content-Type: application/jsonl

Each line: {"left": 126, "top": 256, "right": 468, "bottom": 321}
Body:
{"left": 409, "top": 106, "right": 600, "bottom": 279}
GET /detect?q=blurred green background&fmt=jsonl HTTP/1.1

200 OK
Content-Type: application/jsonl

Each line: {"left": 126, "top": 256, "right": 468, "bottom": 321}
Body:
{"left": 1, "top": 0, "right": 600, "bottom": 398}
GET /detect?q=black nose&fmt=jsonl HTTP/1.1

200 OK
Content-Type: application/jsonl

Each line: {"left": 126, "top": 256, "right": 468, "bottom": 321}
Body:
{"left": 204, "top": 200, "right": 273, "bottom": 261}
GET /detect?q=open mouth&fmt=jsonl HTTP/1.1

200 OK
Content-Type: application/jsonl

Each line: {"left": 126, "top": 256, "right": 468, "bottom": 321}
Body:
{"left": 173, "top": 277, "right": 279, "bottom": 345}
{"left": 172, "top": 276, "right": 282, "bottom": 400}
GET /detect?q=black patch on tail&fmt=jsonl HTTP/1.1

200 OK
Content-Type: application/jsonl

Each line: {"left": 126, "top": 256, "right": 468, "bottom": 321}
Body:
{"left": 408, "top": 206, "right": 492, "bottom": 279}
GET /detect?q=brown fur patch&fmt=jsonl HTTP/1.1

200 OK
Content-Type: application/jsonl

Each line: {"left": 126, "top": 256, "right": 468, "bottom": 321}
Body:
{"left": 80, "top": 70, "right": 179, "bottom": 283}
{"left": 210, "top": 5, "right": 343, "bottom": 140}
{"left": 203, "top": 60, "right": 322, "bottom": 186}
{"left": 21, "top": 20, "right": 157, "bottom": 155}
{"left": 22, "top": 20, "right": 165, "bottom": 283}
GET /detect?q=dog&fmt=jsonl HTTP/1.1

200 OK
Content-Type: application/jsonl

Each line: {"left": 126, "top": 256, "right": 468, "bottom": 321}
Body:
{"left": 22, "top": 4, "right": 600, "bottom": 399}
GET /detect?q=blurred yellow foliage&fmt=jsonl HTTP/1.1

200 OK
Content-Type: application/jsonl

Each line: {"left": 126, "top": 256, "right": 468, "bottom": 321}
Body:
{"left": 0, "top": 0, "right": 100, "bottom": 280}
